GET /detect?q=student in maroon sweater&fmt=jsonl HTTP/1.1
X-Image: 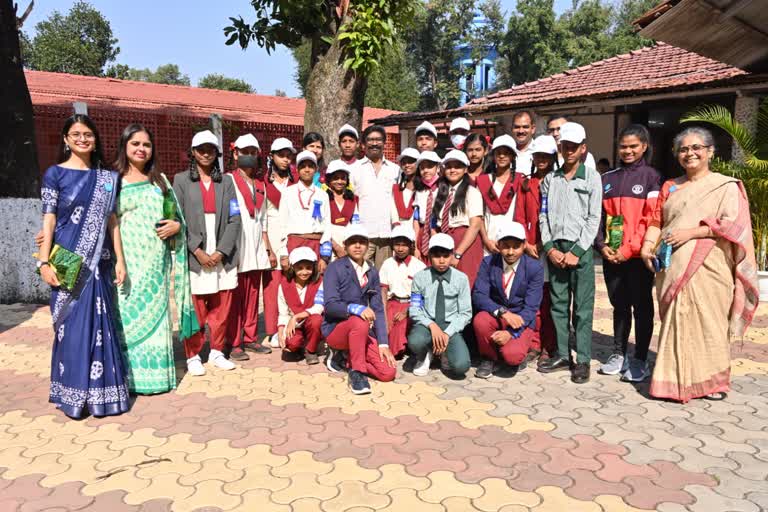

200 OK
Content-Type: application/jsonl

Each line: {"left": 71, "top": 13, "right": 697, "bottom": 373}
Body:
{"left": 595, "top": 124, "right": 662, "bottom": 382}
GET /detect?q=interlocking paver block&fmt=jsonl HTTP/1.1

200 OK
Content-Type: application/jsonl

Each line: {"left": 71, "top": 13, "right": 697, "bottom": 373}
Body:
{"left": 321, "top": 481, "right": 391, "bottom": 511}
{"left": 380, "top": 489, "right": 445, "bottom": 512}
{"left": 419, "top": 470, "right": 484, "bottom": 503}
{"left": 531, "top": 486, "right": 601, "bottom": 511}
{"left": 473, "top": 478, "right": 541, "bottom": 510}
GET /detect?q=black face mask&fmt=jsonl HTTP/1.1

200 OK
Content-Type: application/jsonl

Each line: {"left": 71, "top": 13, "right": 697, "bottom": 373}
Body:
{"left": 237, "top": 155, "right": 258, "bottom": 169}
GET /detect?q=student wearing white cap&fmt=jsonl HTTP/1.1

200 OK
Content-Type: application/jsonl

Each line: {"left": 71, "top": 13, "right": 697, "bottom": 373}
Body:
{"left": 325, "top": 159, "right": 360, "bottom": 259}
{"left": 421, "top": 149, "right": 484, "bottom": 287}
{"left": 391, "top": 147, "right": 420, "bottom": 227}
{"left": 322, "top": 224, "right": 397, "bottom": 394}
{"left": 545, "top": 114, "right": 597, "bottom": 170}
{"left": 513, "top": 134, "right": 559, "bottom": 361}
{"left": 338, "top": 124, "right": 360, "bottom": 166}
{"left": 415, "top": 121, "right": 439, "bottom": 152}
{"left": 379, "top": 224, "right": 426, "bottom": 357}
{"left": 277, "top": 150, "right": 332, "bottom": 272}
{"left": 472, "top": 220, "right": 544, "bottom": 379}
{"left": 173, "top": 130, "right": 241, "bottom": 375}
{"left": 412, "top": 150, "right": 442, "bottom": 261}
{"left": 408, "top": 233, "right": 472, "bottom": 377}
{"left": 537, "top": 122, "right": 602, "bottom": 384}
{"left": 277, "top": 247, "right": 325, "bottom": 365}
{"left": 477, "top": 134, "right": 525, "bottom": 256}
{"left": 262, "top": 137, "right": 298, "bottom": 347}
{"left": 227, "top": 133, "right": 275, "bottom": 360}
{"left": 351, "top": 125, "right": 401, "bottom": 269}
{"left": 449, "top": 117, "right": 471, "bottom": 150}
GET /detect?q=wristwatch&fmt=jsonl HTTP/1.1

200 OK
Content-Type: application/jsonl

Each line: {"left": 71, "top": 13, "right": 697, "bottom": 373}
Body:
{"left": 453, "top": 252, "right": 463, "bottom": 260}
{"left": 36, "top": 260, "right": 49, "bottom": 269}
{"left": 495, "top": 307, "right": 508, "bottom": 318}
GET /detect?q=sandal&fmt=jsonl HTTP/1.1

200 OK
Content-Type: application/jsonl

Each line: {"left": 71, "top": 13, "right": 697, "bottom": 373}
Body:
{"left": 703, "top": 391, "right": 728, "bottom": 401}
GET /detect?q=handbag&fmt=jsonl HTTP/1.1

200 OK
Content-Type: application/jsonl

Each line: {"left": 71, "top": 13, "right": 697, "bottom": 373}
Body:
{"left": 35, "top": 244, "right": 83, "bottom": 291}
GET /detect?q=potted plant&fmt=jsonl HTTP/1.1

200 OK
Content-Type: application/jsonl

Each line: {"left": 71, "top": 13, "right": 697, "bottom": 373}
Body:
{"left": 681, "top": 99, "right": 768, "bottom": 300}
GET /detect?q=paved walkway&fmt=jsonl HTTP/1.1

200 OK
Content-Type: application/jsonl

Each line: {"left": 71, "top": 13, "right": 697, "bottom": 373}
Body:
{"left": 0, "top": 272, "right": 766, "bottom": 511}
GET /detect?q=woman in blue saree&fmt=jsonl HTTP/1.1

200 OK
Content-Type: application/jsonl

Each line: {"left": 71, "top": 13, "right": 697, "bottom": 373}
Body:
{"left": 37, "top": 114, "right": 131, "bottom": 418}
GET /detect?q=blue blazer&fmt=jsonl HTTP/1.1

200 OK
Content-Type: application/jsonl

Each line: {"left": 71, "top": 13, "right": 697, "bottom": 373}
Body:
{"left": 472, "top": 253, "right": 544, "bottom": 329}
{"left": 321, "top": 257, "right": 388, "bottom": 345}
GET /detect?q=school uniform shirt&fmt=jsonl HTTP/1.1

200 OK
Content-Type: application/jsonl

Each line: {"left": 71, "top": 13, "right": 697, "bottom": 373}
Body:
{"left": 379, "top": 256, "right": 426, "bottom": 299}
{"left": 277, "top": 181, "right": 332, "bottom": 257}
{"left": 228, "top": 173, "right": 270, "bottom": 272}
{"left": 328, "top": 195, "right": 359, "bottom": 250}
{"left": 265, "top": 177, "right": 290, "bottom": 265}
{"left": 350, "top": 157, "right": 400, "bottom": 238}
{"left": 539, "top": 164, "right": 603, "bottom": 258}
{"left": 477, "top": 172, "right": 523, "bottom": 243}
{"left": 277, "top": 282, "right": 324, "bottom": 327}
{"left": 414, "top": 183, "right": 483, "bottom": 229}
{"left": 409, "top": 267, "right": 472, "bottom": 337}
{"left": 390, "top": 186, "right": 416, "bottom": 226}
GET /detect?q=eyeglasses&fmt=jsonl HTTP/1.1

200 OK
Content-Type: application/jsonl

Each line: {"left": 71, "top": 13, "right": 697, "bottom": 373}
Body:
{"left": 365, "top": 137, "right": 384, "bottom": 143}
{"left": 67, "top": 132, "right": 95, "bottom": 141}
{"left": 677, "top": 144, "right": 711, "bottom": 154}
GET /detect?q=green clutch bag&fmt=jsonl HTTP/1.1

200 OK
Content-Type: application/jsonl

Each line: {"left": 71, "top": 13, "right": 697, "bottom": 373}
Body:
{"left": 605, "top": 214, "right": 625, "bottom": 251}
{"left": 36, "top": 244, "right": 83, "bottom": 291}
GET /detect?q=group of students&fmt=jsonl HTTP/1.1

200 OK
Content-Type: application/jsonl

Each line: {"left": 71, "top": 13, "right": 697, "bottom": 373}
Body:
{"left": 36, "top": 110, "right": 758, "bottom": 418}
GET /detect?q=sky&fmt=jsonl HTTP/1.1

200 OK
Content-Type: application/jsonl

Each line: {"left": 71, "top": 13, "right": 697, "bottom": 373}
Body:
{"left": 22, "top": 0, "right": 573, "bottom": 98}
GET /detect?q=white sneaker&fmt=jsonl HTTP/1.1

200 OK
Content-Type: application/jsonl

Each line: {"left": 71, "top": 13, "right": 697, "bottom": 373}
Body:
{"left": 210, "top": 350, "right": 236, "bottom": 371}
{"left": 413, "top": 350, "right": 433, "bottom": 377}
{"left": 187, "top": 357, "right": 206, "bottom": 376}
{"left": 270, "top": 334, "right": 280, "bottom": 348}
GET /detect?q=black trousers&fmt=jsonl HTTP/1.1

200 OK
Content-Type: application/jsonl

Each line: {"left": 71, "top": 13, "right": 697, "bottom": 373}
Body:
{"left": 603, "top": 258, "right": 654, "bottom": 361}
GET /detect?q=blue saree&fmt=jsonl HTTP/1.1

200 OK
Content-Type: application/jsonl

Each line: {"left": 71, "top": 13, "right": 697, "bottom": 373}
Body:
{"left": 41, "top": 165, "right": 130, "bottom": 418}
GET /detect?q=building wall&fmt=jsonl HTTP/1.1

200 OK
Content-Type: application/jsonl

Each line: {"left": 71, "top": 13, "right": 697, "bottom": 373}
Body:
{"left": 0, "top": 199, "right": 47, "bottom": 303}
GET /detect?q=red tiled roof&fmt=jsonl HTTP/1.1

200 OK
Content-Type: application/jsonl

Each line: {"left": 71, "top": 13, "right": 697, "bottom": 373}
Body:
{"left": 25, "top": 70, "right": 400, "bottom": 131}
{"left": 373, "top": 43, "right": 751, "bottom": 125}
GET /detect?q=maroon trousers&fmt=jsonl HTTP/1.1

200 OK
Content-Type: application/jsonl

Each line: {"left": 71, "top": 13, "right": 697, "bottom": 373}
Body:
{"left": 186, "top": 290, "right": 234, "bottom": 359}
{"left": 446, "top": 226, "right": 483, "bottom": 288}
{"left": 473, "top": 311, "right": 534, "bottom": 366}
{"left": 231, "top": 270, "right": 263, "bottom": 348}
{"left": 262, "top": 269, "right": 281, "bottom": 336}
{"left": 386, "top": 300, "right": 410, "bottom": 357}
{"left": 532, "top": 283, "right": 556, "bottom": 357}
{"left": 287, "top": 235, "right": 321, "bottom": 261}
{"left": 325, "top": 317, "right": 396, "bottom": 382}
{"left": 284, "top": 314, "right": 323, "bottom": 354}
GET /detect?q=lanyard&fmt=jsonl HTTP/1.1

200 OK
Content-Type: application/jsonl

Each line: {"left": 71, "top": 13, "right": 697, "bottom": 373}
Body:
{"left": 502, "top": 268, "right": 516, "bottom": 292}
{"left": 297, "top": 186, "right": 316, "bottom": 210}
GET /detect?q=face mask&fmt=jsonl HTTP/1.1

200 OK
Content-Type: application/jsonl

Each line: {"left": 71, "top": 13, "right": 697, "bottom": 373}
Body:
{"left": 422, "top": 174, "right": 439, "bottom": 188}
{"left": 237, "top": 155, "right": 258, "bottom": 169}
{"left": 450, "top": 134, "right": 467, "bottom": 148}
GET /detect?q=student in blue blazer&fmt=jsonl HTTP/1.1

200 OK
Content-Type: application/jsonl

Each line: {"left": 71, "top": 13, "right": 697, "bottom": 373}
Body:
{"left": 322, "top": 224, "right": 397, "bottom": 395}
{"left": 472, "top": 220, "right": 544, "bottom": 378}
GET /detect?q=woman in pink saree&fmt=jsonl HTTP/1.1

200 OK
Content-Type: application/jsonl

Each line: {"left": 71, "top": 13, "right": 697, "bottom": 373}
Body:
{"left": 641, "top": 127, "right": 759, "bottom": 402}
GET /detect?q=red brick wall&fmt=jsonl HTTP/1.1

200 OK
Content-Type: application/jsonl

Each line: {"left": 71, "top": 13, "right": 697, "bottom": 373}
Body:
{"left": 33, "top": 105, "right": 401, "bottom": 179}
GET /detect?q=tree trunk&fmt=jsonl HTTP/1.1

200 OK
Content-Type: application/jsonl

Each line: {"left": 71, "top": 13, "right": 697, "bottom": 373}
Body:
{"left": 304, "top": 34, "right": 368, "bottom": 161}
{"left": 0, "top": 0, "right": 39, "bottom": 198}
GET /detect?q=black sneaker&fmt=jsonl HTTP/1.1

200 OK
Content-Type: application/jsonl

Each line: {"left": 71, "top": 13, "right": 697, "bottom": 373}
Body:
{"left": 326, "top": 349, "right": 347, "bottom": 373}
{"left": 348, "top": 370, "right": 371, "bottom": 395}
{"left": 475, "top": 360, "right": 494, "bottom": 379}
{"left": 305, "top": 352, "right": 320, "bottom": 365}
{"left": 244, "top": 342, "right": 272, "bottom": 354}
{"left": 571, "top": 362, "right": 590, "bottom": 384}
{"left": 229, "top": 347, "right": 250, "bottom": 361}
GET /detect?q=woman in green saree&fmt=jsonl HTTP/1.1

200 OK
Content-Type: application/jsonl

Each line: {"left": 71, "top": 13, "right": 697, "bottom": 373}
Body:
{"left": 115, "top": 124, "right": 199, "bottom": 394}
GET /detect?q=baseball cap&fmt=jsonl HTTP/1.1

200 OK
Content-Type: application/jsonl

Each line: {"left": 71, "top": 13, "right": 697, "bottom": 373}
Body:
{"left": 415, "top": 121, "right": 438, "bottom": 138}
{"left": 295, "top": 150, "right": 317, "bottom": 166}
{"left": 428, "top": 233, "right": 455, "bottom": 251}
{"left": 491, "top": 134, "right": 516, "bottom": 152}
{"left": 398, "top": 147, "right": 420, "bottom": 162}
{"left": 530, "top": 135, "right": 558, "bottom": 155}
{"left": 391, "top": 224, "right": 416, "bottom": 242}
{"left": 325, "top": 159, "right": 351, "bottom": 176}
{"left": 442, "top": 149, "right": 470, "bottom": 167}
{"left": 495, "top": 220, "right": 527, "bottom": 242}
{"left": 343, "top": 223, "right": 369, "bottom": 242}
{"left": 191, "top": 130, "right": 220, "bottom": 150}
{"left": 234, "top": 133, "right": 260, "bottom": 150}
{"left": 559, "top": 122, "right": 587, "bottom": 144}
{"left": 338, "top": 124, "right": 359, "bottom": 140}
{"left": 416, "top": 151, "right": 441, "bottom": 167}
{"left": 289, "top": 246, "right": 318, "bottom": 265}
{"left": 449, "top": 117, "right": 471, "bottom": 132}
{"left": 270, "top": 137, "right": 296, "bottom": 153}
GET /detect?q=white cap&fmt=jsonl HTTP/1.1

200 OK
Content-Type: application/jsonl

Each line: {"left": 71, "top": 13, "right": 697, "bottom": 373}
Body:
{"left": 191, "top": 130, "right": 220, "bottom": 150}
{"left": 415, "top": 121, "right": 438, "bottom": 138}
{"left": 495, "top": 220, "right": 527, "bottom": 242}
{"left": 530, "top": 135, "right": 558, "bottom": 155}
{"left": 398, "top": 147, "right": 420, "bottom": 162}
{"left": 234, "top": 133, "right": 260, "bottom": 150}
{"left": 325, "top": 159, "right": 351, "bottom": 176}
{"left": 449, "top": 117, "right": 471, "bottom": 132}
{"left": 416, "top": 151, "right": 441, "bottom": 167}
{"left": 338, "top": 124, "right": 359, "bottom": 140}
{"left": 343, "top": 223, "right": 369, "bottom": 242}
{"left": 296, "top": 150, "right": 317, "bottom": 166}
{"left": 491, "top": 134, "right": 516, "bottom": 152}
{"left": 289, "top": 246, "right": 318, "bottom": 265}
{"left": 559, "top": 122, "right": 586, "bottom": 144}
{"left": 428, "top": 233, "right": 455, "bottom": 251}
{"left": 391, "top": 224, "right": 416, "bottom": 242}
{"left": 442, "top": 149, "right": 470, "bottom": 167}
{"left": 270, "top": 137, "right": 296, "bottom": 153}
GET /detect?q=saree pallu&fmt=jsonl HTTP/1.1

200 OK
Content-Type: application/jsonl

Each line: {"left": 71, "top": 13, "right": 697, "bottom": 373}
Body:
{"left": 116, "top": 177, "right": 199, "bottom": 394}
{"left": 41, "top": 165, "right": 130, "bottom": 418}
{"left": 650, "top": 173, "right": 759, "bottom": 403}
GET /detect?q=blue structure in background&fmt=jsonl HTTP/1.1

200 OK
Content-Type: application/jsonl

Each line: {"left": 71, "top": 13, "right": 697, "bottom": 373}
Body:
{"left": 457, "top": 11, "right": 498, "bottom": 106}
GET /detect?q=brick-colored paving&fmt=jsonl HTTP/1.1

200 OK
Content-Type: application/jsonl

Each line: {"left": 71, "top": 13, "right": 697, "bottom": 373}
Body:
{"left": 0, "top": 271, "right": 766, "bottom": 511}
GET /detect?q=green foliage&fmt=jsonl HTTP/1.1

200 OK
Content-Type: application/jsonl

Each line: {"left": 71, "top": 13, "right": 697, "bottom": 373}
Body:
{"left": 199, "top": 73, "right": 254, "bottom": 93}
{"left": 118, "top": 64, "right": 190, "bottom": 86}
{"left": 683, "top": 99, "right": 768, "bottom": 270}
{"left": 23, "top": 0, "right": 119, "bottom": 76}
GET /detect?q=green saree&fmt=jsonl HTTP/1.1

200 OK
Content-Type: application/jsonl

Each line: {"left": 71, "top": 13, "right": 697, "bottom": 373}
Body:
{"left": 116, "top": 176, "right": 199, "bottom": 394}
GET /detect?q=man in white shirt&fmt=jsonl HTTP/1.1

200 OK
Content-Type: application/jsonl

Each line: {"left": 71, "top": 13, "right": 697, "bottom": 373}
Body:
{"left": 546, "top": 114, "right": 597, "bottom": 169}
{"left": 511, "top": 110, "right": 536, "bottom": 176}
{"left": 350, "top": 125, "right": 401, "bottom": 268}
